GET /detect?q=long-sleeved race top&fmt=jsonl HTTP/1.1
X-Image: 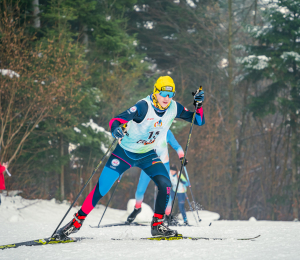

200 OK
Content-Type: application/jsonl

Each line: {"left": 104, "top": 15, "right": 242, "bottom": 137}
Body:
{"left": 109, "top": 95, "right": 205, "bottom": 155}
{"left": 109, "top": 96, "right": 205, "bottom": 134}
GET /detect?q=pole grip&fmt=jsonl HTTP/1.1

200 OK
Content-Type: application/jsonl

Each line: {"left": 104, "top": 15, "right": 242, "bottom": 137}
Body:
{"left": 192, "top": 86, "right": 203, "bottom": 107}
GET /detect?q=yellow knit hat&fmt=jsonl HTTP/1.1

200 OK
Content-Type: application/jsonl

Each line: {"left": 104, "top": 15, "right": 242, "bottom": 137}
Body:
{"left": 153, "top": 76, "right": 175, "bottom": 94}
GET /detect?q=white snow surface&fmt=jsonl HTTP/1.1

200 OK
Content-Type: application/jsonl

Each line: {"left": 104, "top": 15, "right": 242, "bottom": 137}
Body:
{"left": 0, "top": 195, "right": 299, "bottom": 260}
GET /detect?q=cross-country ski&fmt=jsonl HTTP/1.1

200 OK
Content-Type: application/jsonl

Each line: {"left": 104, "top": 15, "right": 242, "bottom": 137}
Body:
{"left": 112, "top": 234, "right": 261, "bottom": 241}
{"left": 0, "top": 237, "right": 91, "bottom": 250}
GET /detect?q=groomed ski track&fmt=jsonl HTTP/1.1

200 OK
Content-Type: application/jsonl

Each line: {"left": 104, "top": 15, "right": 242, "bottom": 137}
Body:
{"left": 0, "top": 195, "right": 299, "bottom": 260}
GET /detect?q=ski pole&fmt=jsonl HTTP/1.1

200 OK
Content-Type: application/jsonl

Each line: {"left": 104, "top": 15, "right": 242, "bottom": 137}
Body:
{"left": 185, "top": 193, "right": 198, "bottom": 226}
{"left": 183, "top": 166, "right": 201, "bottom": 222}
{"left": 169, "top": 86, "right": 203, "bottom": 224}
{"left": 51, "top": 138, "right": 118, "bottom": 237}
{"left": 97, "top": 174, "right": 123, "bottom": 227}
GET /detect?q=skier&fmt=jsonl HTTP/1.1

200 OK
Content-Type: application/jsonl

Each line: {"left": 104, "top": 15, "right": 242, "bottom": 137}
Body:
{"left": 167, "top": 164, "right": 189, "bottom": 225}
{"left": 54, "top": 76, "right": 205, "bottom": 239}
{"left": 126, "top": 129, "right": 186, "bottom": 224}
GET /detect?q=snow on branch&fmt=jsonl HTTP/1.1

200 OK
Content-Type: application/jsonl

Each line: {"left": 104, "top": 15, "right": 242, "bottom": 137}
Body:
{"left": 0, "top": 69, "right": 20, "bottom": 78}
{"left": 81, "top": 119, "right": 111, "bottom": 136}
{"left": 280, "top": 52, "right": 300, "bottom": 62}
{"left": 237, "top": 55, "right": 271, "bottom": 70}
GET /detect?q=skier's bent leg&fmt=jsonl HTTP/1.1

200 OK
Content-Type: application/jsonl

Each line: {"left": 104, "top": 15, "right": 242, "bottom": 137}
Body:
{"left": 79, "top": 152, "right": 130, "bottom": 215}
{"left": 80, "top": 167, "right": 120, "bottom": 215}
{"left": 143, "top": 163, "right": 177, "bottom": 236}
{"left": 54, "top": 152, "right": 130, "bottom": 239}
{"left": 151, "top": 174, "right": 171, "bottom": 215}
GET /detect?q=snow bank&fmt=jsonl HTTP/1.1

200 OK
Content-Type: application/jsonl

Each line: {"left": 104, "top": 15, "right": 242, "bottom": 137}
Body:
{"left": 249, "top": 216, "right": 257, "bottom": 221}
{"left": 0, "top": 194, "right": 124, "bottom": 226}
{"left": 177, "top": 210, "right": 220, "bottom": 222}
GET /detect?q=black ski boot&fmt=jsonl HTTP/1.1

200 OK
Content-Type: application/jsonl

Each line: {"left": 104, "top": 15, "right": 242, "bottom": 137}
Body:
{"left": 126, "top": 207, "right": 142, "bottom": 224}
{"left": 164, "top": 214, "right": 179, "bottom": 226}
{"left": 183, "top": 220, "right": 190, "bottom": 226}
{"left": 151, "top": 216, "right": 178, "bottom": 237}
{"left": 53, "top": 213, "right": 86, "bottom": 240}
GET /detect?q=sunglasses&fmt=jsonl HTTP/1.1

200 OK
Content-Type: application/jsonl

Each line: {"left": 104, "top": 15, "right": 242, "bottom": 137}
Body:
{"left": 159, "top": 91, "right": 176, "bottom": 98}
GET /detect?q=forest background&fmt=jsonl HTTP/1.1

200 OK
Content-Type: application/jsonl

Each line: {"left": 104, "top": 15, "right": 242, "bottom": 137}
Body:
{"left": 1, "top": 0, "right": 299, "bottom": 221}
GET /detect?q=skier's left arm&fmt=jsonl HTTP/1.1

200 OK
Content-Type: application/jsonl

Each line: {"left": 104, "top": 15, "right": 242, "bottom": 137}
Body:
{"left": 175, "top": 91, "right": 205, "bottom": 126}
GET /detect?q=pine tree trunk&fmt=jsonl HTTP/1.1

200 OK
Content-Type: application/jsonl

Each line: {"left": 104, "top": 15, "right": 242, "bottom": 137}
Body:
{"left": 235, "top": 84, "right": 249, "bottom": 217}
{"left": 83, "top": 25, "right": 88, "bottom": 49}
{"left": 291, "top": 125, "right": 299, "bottom": 220}
{"left": 253, "top": 0, "right": 257, "bottom": 26}
{"left": 32, "top": 0, "right": 40, "bottom": 28}
{"left": 227, "top": 0, "right": 238, "bottom": 219}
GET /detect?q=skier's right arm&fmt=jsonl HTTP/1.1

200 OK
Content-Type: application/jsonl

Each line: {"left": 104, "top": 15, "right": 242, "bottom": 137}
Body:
{"left": 109, "top": 101, "right": 148, "bottom": 138}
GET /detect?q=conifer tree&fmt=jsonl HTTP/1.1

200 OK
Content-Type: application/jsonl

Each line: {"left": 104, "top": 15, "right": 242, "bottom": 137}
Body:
{"left": 238, "top": 0, "right": 300, "bottom": 219}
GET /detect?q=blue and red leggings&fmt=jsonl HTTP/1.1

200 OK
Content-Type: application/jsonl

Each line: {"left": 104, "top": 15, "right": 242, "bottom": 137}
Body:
{"left": 79, "top": 144, "right": 171, "bottom": 217}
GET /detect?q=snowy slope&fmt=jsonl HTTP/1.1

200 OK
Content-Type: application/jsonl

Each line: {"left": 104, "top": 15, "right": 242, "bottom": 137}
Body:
{"left": 0, "top": 195, "right": 299, "bottom": 260}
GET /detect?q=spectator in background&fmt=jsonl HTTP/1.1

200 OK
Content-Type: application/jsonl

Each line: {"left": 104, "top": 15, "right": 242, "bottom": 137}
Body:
{"left": 0, "top": 162, "right": 8, "bottom": 205}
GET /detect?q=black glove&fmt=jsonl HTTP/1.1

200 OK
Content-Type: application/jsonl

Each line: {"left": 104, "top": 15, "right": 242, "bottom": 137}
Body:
{"left": 192, "top": 90, "right": 204, "bottom": 107}
{"left": 180, "top": 157, "right": 188, "bottom": 166}
{"left": 112, "top": 126, "right": 125, "bottom": 139}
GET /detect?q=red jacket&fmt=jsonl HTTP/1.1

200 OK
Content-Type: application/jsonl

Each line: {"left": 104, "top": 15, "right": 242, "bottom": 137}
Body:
{"left": 0, "top": 164, "right": 6, "bottom": 190}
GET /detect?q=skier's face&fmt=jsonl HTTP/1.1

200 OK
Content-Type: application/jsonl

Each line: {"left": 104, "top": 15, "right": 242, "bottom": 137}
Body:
{"left": 155, "top": 93, "right": 172, "bottom": 107}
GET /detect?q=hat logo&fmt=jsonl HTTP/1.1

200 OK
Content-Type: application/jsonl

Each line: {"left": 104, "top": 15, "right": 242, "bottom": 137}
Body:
{"left": 164, "top": 86, "right": 173, "bottom": 91}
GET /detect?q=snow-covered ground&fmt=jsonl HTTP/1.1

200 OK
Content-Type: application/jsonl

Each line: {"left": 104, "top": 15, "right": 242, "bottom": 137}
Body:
{"left": 0, "top": 195, "right": 299, "bottom": 260}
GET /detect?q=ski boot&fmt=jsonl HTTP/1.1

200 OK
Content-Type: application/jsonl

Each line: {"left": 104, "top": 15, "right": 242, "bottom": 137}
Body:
{"left": 53, "top": 212, "right": 86, "bottom": 240}
{"left": 151, "top": 214, "right": 178, "bottom": 237}
{"left": 126, "top": 207, "right": 142, "bottom": 224}
{"left": 164, "top": 214, "right": 179, "bottom": 226}
{"left": 183, "top": 220, "right": 190, "bottom": 226}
